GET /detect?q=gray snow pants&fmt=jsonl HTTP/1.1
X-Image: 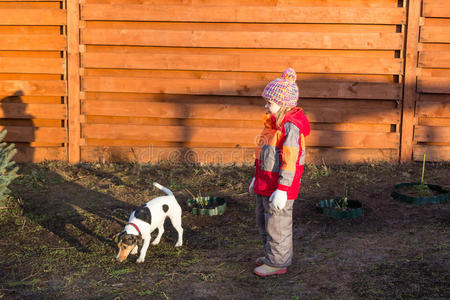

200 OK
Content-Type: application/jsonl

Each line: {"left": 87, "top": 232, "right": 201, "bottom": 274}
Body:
{"left": 255, "top": 194, "right": 294, "bottom": 268}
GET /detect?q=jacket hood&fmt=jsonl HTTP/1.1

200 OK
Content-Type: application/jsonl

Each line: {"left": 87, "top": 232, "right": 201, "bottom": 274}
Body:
{"left": 282, "top": 107, "right": 311, "bottom": 137}
{"left": 263, "top": 108, "right": 310, "bottom": 136}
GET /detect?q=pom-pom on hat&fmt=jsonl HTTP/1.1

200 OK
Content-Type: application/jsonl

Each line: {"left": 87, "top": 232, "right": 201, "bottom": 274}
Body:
{"left": 262, "top": 68, "right": 299, "bottom": 107}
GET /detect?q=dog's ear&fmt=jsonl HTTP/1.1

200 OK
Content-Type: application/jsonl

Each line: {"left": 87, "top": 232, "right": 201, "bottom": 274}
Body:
{"left": 134, "top": 235, "right": 143, "bottom": 247}
{"left": 112, "top": 232, "right": 124, "bottom": 243}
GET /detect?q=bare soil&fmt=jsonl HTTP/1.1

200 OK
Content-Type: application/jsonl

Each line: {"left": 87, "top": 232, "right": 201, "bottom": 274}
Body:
{"left": 1, "top": 161, "right": 449, "bottom": 299}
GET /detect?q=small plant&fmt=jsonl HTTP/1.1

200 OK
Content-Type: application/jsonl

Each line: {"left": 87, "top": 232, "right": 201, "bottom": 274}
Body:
{"left": 0, "top": 129, "right": 19, "bottom": 207}
{"left": 415, "top": 154, "right": 432, "bottom": 197}
{"left": 335, "top": 187, "right": 350, "bottom": 211}
{"left": 186, "top": 189, "right": 208, "bottom": 208}
{"left": 308, "top": 159, "right": 330, "bottom": 179}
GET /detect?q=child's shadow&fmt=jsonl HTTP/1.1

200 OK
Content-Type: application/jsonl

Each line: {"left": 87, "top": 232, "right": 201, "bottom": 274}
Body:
{"left": 10, "top": 163, "right": 137, "bottom": 252}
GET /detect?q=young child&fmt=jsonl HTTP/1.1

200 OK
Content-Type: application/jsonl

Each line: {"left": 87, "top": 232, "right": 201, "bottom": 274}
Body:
{"left": 249, "top": 67, "right": 310, "bottom": 277}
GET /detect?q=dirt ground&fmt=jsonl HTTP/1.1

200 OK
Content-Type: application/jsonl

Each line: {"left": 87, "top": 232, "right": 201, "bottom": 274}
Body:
{"left": 0, "top": 160, "right": 449, "bottom": 299}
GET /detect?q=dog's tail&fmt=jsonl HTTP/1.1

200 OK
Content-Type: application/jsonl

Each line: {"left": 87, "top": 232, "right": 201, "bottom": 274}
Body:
{"left": 153, "top": 182, "right": 174, "bottom": 197}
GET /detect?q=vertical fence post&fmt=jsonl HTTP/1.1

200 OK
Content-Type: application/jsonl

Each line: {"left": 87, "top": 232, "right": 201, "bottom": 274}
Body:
{"left": 67, "top": 0, "right": 81, "bottom": 163}
{"left": 401, "top": 0, "right": 421, "bottom": 162}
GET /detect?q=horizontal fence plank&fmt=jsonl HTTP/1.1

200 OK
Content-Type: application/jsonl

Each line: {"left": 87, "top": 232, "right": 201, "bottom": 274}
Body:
{"left": 418, "top": 77, "right": 450, "bottom": 94}
{"left": 80, "top": 145, "right": 397, "bottom": 164}
{"left": 83, "top": 123, "right": 398, "bottom": 148}
{"left": 413, "top": 145, "right": 450, "bottom": 161}
{"left": 0, "top": 103, "right": 66, "bottom": 119}
{"left": 81, "top": 5, "right": 406, "bottom": 24}
{"left": 414, "top": 125, "right": 450, "bottom": 143}
{"left": 84, "top": 69, "right": 395, "bottom": 83}
{"left": 421, "top": 26, "right": 450, "bottom": 44}
{"left": 0, "top": 119, "right": 62, "bottom": 127}
{"left": 0, "top": 80, "right": 66, "bottom": 96}
{"left": 0, "top": 9, "right": 66, "bottom": 25}
{"left": 1, "top": 126, "right": 66, "bottom": 143}
{"left": 81, "top": 29, "right": 403, "bottom": 50}
{"left": 79, "top": 0, "right": 400, "bottom": 7}
{"left": 0, "top": 35, "right": 66, "bottom": 51}
{"left": 82, "top": 77, "right": 401, "bottom": 99}
{"left": 86, "top": 45, "right": 399, "bottom": 59}
{"left": 419, "top": 51, "right": 450, "bottom": 68}
{"left": 423, "top": 0, "right": 450, "bottom": 18}
{"left": 419, "top": 94, "right": 450, "bottom": 103}
{"left": 82, "top": 52, "right": 403, "bottom": 75}
{"left": 419, "top": 117, "right": 450, "bottom": 127}
{"left": 417, "top": 101, "right": 450, "bottom": 118}
{"left": 84, "top": 116, "right": 393, "bottom": 132}
{"left": 0, "top": 57, "right": 64, "bottom": 74}
{"left": 14, "top": 146, "right": 66, "bottom": 162}
{"left": 84, "top": 100, "right": 400, "bottom": 124}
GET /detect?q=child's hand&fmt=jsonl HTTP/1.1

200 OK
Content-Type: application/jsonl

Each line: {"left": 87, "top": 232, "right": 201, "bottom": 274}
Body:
{"left": 249, "top": 177, "right": 255, "bottom": 194}
{"left": 269, "top": 189, "right": 287, "bottom": 209}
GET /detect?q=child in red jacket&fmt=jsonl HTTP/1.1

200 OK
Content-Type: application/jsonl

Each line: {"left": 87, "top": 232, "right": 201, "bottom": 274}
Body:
{"left": 249, "top": 68, "right": 310, "bottom": 277}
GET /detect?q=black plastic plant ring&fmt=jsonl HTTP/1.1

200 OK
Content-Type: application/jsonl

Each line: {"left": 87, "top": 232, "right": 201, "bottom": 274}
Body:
{"left": 391, "top": 182, "right": 449, "bottom": 205}
{"left": 186, "top": 196, "right": 226, "bottom": 216}
{"left": 316, "top": 199, "right": 363, "bottom": 220}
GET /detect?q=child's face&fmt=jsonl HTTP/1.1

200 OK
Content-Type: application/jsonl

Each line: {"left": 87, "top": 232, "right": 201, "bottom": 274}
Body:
{"left": 265, "top": 99, "right": 281, "bottom": 115}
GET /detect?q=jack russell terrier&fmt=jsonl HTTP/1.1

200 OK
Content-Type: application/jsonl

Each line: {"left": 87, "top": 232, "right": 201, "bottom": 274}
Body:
{"left": 114, "top": 182, "right": 183, "bottom": 263}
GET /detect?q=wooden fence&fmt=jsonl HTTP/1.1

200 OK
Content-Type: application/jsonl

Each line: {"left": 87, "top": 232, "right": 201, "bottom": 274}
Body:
{"left": 414, "top": 0, "right": 450, "bottom": 161}
{"left": 0, "top": 0, "right": 449, "bottom": 164}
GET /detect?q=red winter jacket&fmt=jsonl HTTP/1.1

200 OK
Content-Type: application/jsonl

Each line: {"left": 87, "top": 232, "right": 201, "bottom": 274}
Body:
{"left": 254, "top": 108, "right": 310, "bottom": 200}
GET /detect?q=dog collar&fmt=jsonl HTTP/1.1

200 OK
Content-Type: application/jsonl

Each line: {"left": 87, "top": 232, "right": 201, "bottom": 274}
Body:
{"left": 127, "top": 222, "right": 142, "bottom": 236}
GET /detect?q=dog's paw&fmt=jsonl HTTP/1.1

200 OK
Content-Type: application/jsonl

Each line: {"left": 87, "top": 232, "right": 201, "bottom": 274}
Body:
{"left": 151, "top": 240, "right": 161, "bottom": 245}
{"left": 136, "top": 257, "right": 145, "bottom": 263}
{"left": 175, "top": 242, "right": 183, "bottom": 247}
{"left": 131, "top": 247, "right": 138, "bottom": 255}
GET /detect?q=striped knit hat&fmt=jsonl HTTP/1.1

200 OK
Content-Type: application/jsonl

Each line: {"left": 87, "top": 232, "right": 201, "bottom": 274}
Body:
{"left": 261, "top": 68, "right": 299, "bottom": 107}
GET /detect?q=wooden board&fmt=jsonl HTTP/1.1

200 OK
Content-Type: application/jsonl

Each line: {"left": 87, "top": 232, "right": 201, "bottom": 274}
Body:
{"left": 82, "top": 52, "right": 403, "bottom": 75}
{"left": 84, "top": 100, "right": 400, "bottom": 124}
{"left": 81, "top": 5, "right": 406, "bottom": 24}
{"left": 419, "top": 94, "right": 450, "bottom": 103}
{"left": 80, "top": 145, "right": 398, "bottom": 164}
{"left": 0, "top": 103, "right": 66, "bottom": 119}
{"left": 84, "top": 69, "right": 395, "bottom": 83}
{"left": 0, "top": 80, "right": 67, "bottom": 96}
{"left": 82, "top": 0, "right": 399, "bottom": 7}
{"left": 0, "top": 35, "right": 66, "bottom": 51}
{"left": 0, "top": 95, "right": 62, "bottom": 104}
{"left": 418, "top": 77, "right": 450, "bottom": 94}
{"left": 417, "top": 101, "right": 450, "bottom": 118}
{"left": 421, "top": 26, "right": 450, "bottom": 44}
{"left": 82, "top": 123, "right": 399, "bottom": 148}
{"left": 419, "top": 51, "right": 450, "bottom": 68}
{"left": 423, "top": 0, "right": 450, "bottom": 18}
{"left": 0, "top": 57, "right": 64, "bottom": 74}
{"left": 414, "top": 125, "right": 450, "bottom": 143}
{"left": 82, "top": 77, "right": 401, "bottom": 99}
{"left": 1, "top": 126, "right": 66, "bottom": 143}
{"left": 0, "top": 9, "right": 66, "bottom": 25}
{"left": 413, "top": 145, "right": 450, "bottom": 161}
{"left": 14, "top": 146, "right": 66, "bottom": 162}
{"left": 68, "top": 0, "right": 81, "bottom": 163}
{"left": 419, "top": 117, "right": 450, "bottom": 127}
{"left": 400, "top": 0, "right": 420, "bottom": 162}
{"left": 86, "top": 45, "right": 398, "bottom": 58}
{"left": 81, "top": 29, "right": 403, "bottom": 50}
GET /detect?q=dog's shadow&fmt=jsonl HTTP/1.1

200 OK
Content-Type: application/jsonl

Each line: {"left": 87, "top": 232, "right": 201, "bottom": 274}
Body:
{"left": 11, "top": 163, "right": 137, "bottom": 252}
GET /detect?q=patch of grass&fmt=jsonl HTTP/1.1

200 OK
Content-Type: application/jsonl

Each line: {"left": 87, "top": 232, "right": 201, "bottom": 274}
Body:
{"left": 307, "top": 161, "right": 330, "bottom": 179}
{"left": 179, "top": 256, "right": 200, "bottom": 267}
{"left": 137, "top": 289, "right": 154, "bottom": 296}
{"left": 110, "top": 268, "right": 135, "bottom": 277}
